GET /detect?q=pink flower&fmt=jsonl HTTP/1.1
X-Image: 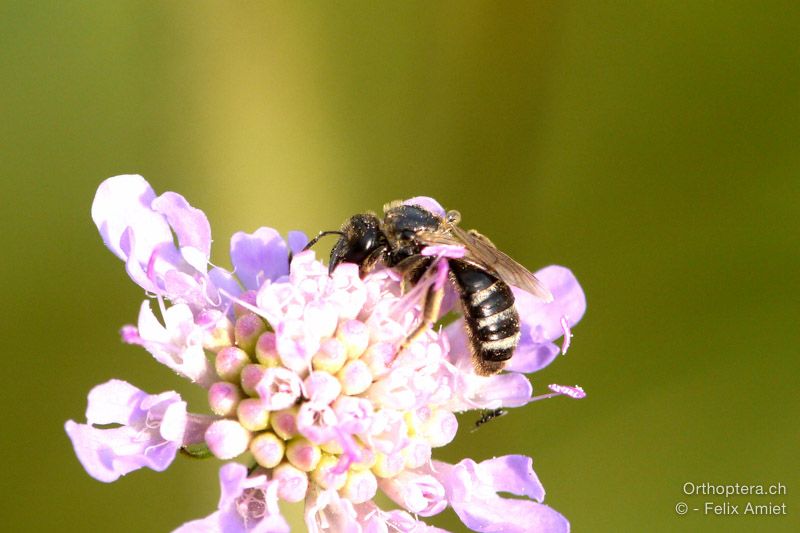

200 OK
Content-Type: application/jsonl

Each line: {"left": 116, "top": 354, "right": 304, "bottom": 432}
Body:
{"left": 68, "top": 175, "right": 587, "bottom": 532}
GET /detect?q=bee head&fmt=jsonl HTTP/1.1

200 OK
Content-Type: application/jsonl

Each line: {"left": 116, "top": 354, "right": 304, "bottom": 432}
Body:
{"left": 328, "top": 213, "right": 388, "bottom": 275}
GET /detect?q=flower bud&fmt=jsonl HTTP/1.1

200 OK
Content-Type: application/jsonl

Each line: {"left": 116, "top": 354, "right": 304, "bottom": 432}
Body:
{"left": 250, "top": 431, "right": 285, "bottom": 468}
{"left": 197, "top": 310, "right": 234, "bottom": 352}
{"left": 403, "top": 438, "right": 432, "bottom": 469}
{"left": 304, "top": 300, "right": 338, "bottom": 339}
{"left": 320, "top": 439, "right": 344, "bottom": 455}
{"left": 233, "top": 290, "right": 258, "bottom": 318}
{"left": 255, "top": 332, "right": 281, "bottom": 367}
{"left": 341, "top": 469, "right": 378, "bottom": 504}
{"left": 312, "top": 337, "right": 348, "bottom": 374}
{"left": 272, "top": 462, "right": 308, "bottom": 503}
{"left": 337, "top": 319, "right": 370, "bottom": 359}
{"left": 215, "top": 346, "right": 251, "bottom": 382}
{"left": 240, "top": 364, "right": 267, "bottom": 396}
{"left": 236, "top": 398, "right": 271, "bottom": 432}
{"left": 420, "top": 408, "right": 458, "bottom": 448}
{"left": 234, "top": 313, "right": 266, "bottom": 354}
{"left": 371, "top": 451, "right": 405, "bottom": 478}
{"left": 270, "top": 406, "right": 299, "bottom": 440}
{"left": 208, "top": 381, "right": 242, "bottom": 417}
{"left": 348, "top": 440, "right": 376, "bottom": 471}
{"left": 285, "top": 437, "right": 322, "bottom": 472}
{"left": 304, "top": 371, "right": 342, "bottom": 405}
{"left": 311, "top": 454, "right": 348, "bottom": 490}
{"left": 205, "top": 419, "right": 251, "bottom": 460}
{"left": 361, "top": 341, "right": 394, "bottom": 378}
{"left": 337, "top": 360, "right": 372, "bottom": 395}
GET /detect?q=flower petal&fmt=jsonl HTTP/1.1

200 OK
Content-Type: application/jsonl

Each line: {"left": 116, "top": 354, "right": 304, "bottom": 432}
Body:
{"left": 65, "top": 381, "right": 186, "bottom": 482}
{"left": 208, "top": 267, "right": 244, "bottom": 302}
{"left": 481, "top": 455, "right": 545, "bottom": 501}
{"left": 379, "top": 470, "right": 447, "bottom": 517}
{"left": 172, "top": 511, "right": 223, "bottom": 533}
{"left": 118, "top": 227, "right": 162, "bottom": 293}
{"left": 231, "top": 228, "right": 291, "bottom": 290}
{"left": 403, "top": 196, "right": 446, "bottom": 217}
{"left": 305, "top": 487, "right": 360, "bottom": 533}
{"left": 287, "top": 230, "right": 309, "bottom": 255}
{"left": 459, "top": 372, "right": 533, "bottom": 409}
{"left": 514, "top": 266, "right": 586, "bottom": 343}
{"left": 91, "top": 174, "right": 172, "bottom": 264}
{"left": 151, "top": 191, "right": 212, "bottom": 271}
{"left": 354, "top": 502, "right": 452, "bottom": 533}
{"left": 174, "top": 463, "right": 289, "bottom": 533}
{"left": 133, "top": 301, "right": 216, "bottom": 386}
{"left": 506, "top": 340, "right": 560, "bottom": 373}
{"left": 84, "top": 379, "right": 147, "bottom": 426}
{"left": 433, "top": 457, "right": 569, "bottom": 533}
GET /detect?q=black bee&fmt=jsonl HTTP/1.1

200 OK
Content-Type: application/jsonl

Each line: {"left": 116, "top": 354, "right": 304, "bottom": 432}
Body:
{"left": 304, "top": 201, "right": 553, "bottom": 375}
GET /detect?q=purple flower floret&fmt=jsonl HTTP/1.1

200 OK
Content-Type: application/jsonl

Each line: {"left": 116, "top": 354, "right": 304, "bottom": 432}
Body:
{"left": 432, "top": 455, "right": 568, "bottom": 533}
{"left": 175, "top": 463, "right": 289, "bottom": 533}
{"left": 67, "top": 174, "right": 587, "bottom": 532}
{"left": 64, "top": 379, "right": 212, "bottom": 482}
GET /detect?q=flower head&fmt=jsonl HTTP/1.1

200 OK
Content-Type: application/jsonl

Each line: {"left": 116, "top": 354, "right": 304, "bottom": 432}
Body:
{"left": 67, "top": 175, "right": 587, "bottom": 532}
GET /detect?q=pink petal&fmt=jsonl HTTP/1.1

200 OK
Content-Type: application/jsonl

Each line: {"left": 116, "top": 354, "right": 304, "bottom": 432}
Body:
{"left": 420, "top": 244, "right": 466, "bottom": 259}
{"left": 506, "top": 340, "right": 560, "bottom": 373}
{"left": 230, "top": 228, "right": 290, "bottom": 290}
{"left": 91, "top": 174, "right": 172, "bottom": 265}
{"left": 513, "top": 265, "right": 586, "bottom": 344}
{"left": 379, "top": 470, "right": 447, "bottom": 517}
{"left": 287, "top": 230, "right": 309, "bottom": 255}
{"left": 481, "top": 455, "right": 545, "bottom": 501}
{"left": 403, "top": 196, "right": 446, "bottom": 217}
{"left": 463, "top": 372, "right": 533, "bottom": 409}
{"left": 84, "top": 379, "right": 147, "bottom": 425}
{"left": 175, "top": 463, "right": 289, "bottom": 533}
{"left": 65, "top": 380, "right": 186, "bottom": 483}
{"left": 433, "top": 457, "right": 569, "bottom": 533}
{"left": 305, "top": 487, "right": 361, "bottom": 533}
{"left": 151, "top": 191, "right": 212, "bottom": 271}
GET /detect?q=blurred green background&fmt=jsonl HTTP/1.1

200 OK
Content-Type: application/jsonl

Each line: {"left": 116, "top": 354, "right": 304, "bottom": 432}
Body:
{"left": 2, "top": 1, "right": 797, "bottom": 532}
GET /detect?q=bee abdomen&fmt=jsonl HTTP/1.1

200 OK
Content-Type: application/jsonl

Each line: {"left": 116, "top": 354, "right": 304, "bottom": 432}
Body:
{"left": 450, "top": 262, "right": 520, "bottom": 375}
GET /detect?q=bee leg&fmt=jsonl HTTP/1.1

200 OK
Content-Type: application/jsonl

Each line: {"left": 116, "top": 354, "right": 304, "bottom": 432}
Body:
{"left": 392, "top": 255, "right": 433, "bottom": 294}
{"left": 357, "top": 248, "right": 387, "bottom": 277}
{"left": 398, "top": 281, "right": 444, "bottom": 352}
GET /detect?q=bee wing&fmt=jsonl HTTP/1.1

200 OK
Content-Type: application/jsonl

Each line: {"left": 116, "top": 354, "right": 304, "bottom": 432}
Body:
{"left": 418, "top": 225, "right": 554, "bottom": 302}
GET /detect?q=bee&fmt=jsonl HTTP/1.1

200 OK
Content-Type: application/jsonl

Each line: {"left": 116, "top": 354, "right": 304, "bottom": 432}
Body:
{"left": 304, "top": 200, "right": 553, "bottom": 375}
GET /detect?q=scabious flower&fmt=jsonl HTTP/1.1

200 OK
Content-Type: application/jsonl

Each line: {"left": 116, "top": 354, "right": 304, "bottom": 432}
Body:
{"left": 66, "top": 174, "right": 587, "bottom": 532}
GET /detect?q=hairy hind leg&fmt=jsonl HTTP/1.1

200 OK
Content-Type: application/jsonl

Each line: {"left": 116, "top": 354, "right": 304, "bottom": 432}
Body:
{"left": 398, "top": 281, "right": 444, "bottom": 352}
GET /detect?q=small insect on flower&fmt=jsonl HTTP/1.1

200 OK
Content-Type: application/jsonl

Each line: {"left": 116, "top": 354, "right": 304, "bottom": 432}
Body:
{"left": 305, "top": 200, "right": 554, "bottom": 376}
{"left": 471, "top": 408, "right": 508, "bottom": 432}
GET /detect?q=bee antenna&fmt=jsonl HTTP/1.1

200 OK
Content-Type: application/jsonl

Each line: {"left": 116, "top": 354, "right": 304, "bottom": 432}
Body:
{"left": 303, "top": 230, "right": 344, "bottom": 251}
